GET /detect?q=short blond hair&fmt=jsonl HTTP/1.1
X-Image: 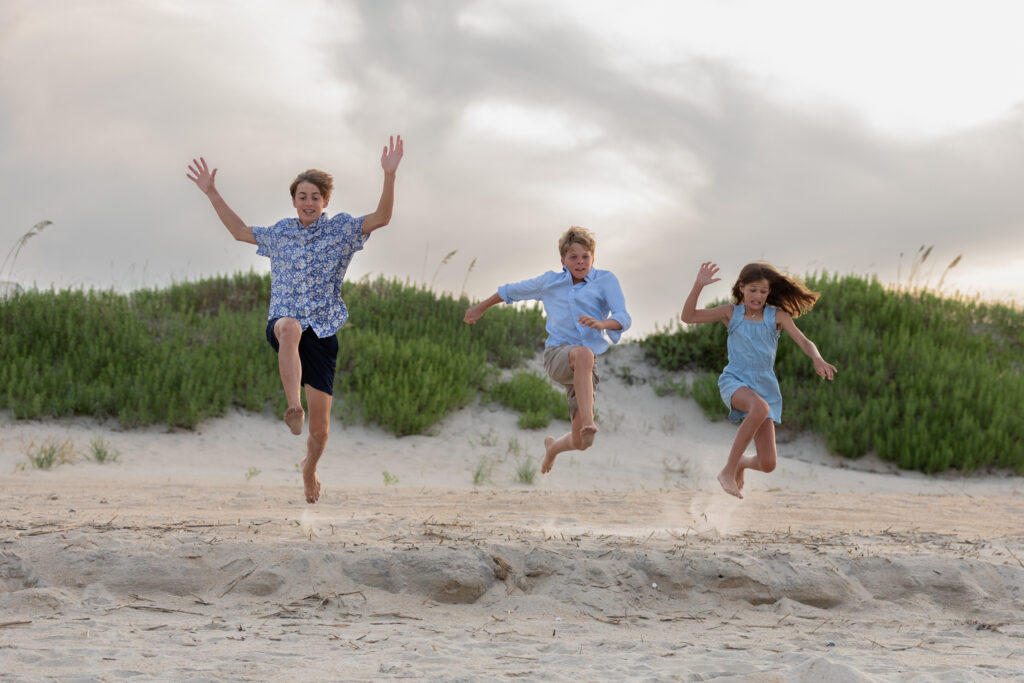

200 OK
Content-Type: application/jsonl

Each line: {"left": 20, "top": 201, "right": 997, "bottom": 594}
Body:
{"left": 289, "top": 169, "right": 334, "bottom": 202}
{"left": 558, "top": 226, "right": 596, "bottom": 258}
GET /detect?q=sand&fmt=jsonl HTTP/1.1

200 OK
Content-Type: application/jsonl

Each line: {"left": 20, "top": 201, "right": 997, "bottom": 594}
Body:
{"left": 2, "top": 344, "right": 1022, "bottom": 681}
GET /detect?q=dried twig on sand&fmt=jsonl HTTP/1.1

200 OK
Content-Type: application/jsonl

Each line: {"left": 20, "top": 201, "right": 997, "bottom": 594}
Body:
{"left": 218, "top": 567, "right": 256, "bottom": 597}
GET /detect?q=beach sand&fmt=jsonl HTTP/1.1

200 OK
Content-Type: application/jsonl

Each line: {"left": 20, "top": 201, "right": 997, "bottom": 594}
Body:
{"left": 2, "top": 344, "right": 1022, "bottom": 681}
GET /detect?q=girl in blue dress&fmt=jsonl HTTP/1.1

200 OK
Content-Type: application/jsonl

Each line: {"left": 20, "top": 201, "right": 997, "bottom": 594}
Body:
{"left": 681, "top": 262, "right": 837, "bottom": 499}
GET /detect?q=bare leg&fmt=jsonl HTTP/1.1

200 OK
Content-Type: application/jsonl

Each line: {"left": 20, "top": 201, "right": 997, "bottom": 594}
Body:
{"left": 569, "top": 346, "right": 598, "bottom": 448}
{"left": 542, "top": 411, "right": 586, "bottom": 474}
{"left": 718, "top": 387, "right": 771, "bottom": 499}
{"left": 300, "top": 385, "right": 332, "bottom": 503}
{"left": 751, "top": 419, "right": 778, "bottom": 474}
{"left": 274, "top": 318, "right": 304, "bottom": 435}
{"left": 734, "top": 421, "right": 778, "bottom": 492}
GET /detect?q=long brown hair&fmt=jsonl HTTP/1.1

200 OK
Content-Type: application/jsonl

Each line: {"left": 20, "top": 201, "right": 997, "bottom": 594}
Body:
{"left": 732, "top": 262, "right": 819, "bottom": 317}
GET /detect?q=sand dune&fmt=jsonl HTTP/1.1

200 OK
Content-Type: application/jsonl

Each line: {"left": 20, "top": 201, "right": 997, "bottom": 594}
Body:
{"left": 2, "top": 344, "right": 1023, "bottom": 680}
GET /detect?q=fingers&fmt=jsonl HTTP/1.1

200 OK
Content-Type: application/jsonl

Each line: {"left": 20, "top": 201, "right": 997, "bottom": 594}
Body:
{"left": 696, "top": 261, "right": 721, "bottom": 285}
{"left": 383, "top": 134, "right": 404, "bottom": 156}
{"left": 187, "top": 157, "right": 213, "bottom": 178}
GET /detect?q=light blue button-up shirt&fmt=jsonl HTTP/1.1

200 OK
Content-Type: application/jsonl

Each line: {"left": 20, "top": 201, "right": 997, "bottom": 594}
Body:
{"left": 252, "top": 212, "right": 367, "bottom": 338}
{"left": 498, "top": 267, "right": 631, "bottom": 355}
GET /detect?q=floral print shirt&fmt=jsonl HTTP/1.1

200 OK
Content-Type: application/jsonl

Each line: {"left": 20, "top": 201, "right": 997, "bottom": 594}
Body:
{"left": 252, "top": 212, "right": 367, "bottom": 338}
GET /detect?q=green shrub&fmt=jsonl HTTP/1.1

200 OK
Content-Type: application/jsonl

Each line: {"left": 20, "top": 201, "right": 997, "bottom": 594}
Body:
{"left": 0, "top": 274, "right": 547, "bottom": 436}
{"left": 486, "top": 372, "right": 569, "bottom": 429}
{"left": 689, "top": 372, "right": 724, "bottom": 421}
{"left": 641, "top": 273, "right": 1024, "bottom": 474}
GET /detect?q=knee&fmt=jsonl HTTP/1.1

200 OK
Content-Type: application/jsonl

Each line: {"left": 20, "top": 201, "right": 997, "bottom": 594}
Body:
{"left": 308, "top": 423, "right": 330, "bottom": 444}
{"left": 749, "top": 399, "right": 770, "bottom": 422}
{"left": 570, "top": 346, "right": 595, "bottom": 372}
{"left": 760, "top": 456, "right": 777, "bottom": 473}
{"left": 276, "top": 318, "right": 302, "bottom": 344}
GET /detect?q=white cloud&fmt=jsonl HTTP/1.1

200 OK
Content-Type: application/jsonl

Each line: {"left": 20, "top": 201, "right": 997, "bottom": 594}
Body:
{"left": 459, "top": 100, "right": 602, "bottom": 148}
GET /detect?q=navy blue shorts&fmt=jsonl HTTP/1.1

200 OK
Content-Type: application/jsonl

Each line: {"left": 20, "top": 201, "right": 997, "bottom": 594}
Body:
{"left": 266, "top": 318, "right": 339, "bottom": 396}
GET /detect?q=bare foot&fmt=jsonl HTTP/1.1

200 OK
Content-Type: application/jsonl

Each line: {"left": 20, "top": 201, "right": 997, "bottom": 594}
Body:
{"left": 542, "top": 436, "right": 557, "bottom": 474}
{"left": 735, "top": 466, "right": 746, "bottom": 492}
{"left": 580, "top": 424, "right": 598, "bottom": 449}
{"left": 717, "top": 471, "right": 743, "bottom": 499}
{"left": 300, "top": 457, "right": 321, "bottom": 503}
{"left": 284, "top": 406, "right": 304, "bottom": 436}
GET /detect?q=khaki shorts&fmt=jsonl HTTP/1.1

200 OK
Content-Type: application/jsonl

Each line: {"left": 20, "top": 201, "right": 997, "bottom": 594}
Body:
{"left": 543, "top": 344, "right": 600, "bottom": 420}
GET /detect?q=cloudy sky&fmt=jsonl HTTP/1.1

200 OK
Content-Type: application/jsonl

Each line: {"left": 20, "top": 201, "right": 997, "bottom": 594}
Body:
{"left": 2, "top": 0, "right": 1023, "bottom": 333}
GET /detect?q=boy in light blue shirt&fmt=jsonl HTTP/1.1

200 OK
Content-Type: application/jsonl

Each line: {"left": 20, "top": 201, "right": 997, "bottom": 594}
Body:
{"left": 464, "top": 227, "right": 631, "bottom": 474}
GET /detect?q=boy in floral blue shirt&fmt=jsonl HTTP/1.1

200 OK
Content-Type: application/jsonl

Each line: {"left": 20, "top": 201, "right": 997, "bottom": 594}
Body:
{"left": 187, "top": 136, "right": 404, "bottom": 503}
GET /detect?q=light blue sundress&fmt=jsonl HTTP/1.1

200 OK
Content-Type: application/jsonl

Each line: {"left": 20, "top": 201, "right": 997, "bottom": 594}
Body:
{"left": 717, "top": 304, "right": 782, "bottom": 424}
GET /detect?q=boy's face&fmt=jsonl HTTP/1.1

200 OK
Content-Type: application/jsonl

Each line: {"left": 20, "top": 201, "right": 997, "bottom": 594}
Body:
{"left": 292, "top": 181, "right": 329, "bottom": 227}
{"left": 561, "top": 242, "right": 594, "bottom": 284}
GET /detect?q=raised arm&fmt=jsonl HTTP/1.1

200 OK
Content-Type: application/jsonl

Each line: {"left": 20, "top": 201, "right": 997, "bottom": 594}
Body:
{"left": 777, "top": 312, "right": 837, "bottom": 380}
{"left": 463, "top": 292, "right": 502, "bottom": 324}
{"left": 362, "top": 135, "right": 404, "bottom": 234}
{"left": 186, "top": 158, "right": 255, "bottom": 245}
{"left": 681, "top": 262, "right": 732, "bottom": 325}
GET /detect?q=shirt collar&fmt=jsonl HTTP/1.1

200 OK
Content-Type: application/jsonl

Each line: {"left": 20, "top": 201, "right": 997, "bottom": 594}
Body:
{"left": 295, "top": 212, "right": 328, "bottom": 230}
{"left": 561, "top": 266, "right": 595, "bottom": 283}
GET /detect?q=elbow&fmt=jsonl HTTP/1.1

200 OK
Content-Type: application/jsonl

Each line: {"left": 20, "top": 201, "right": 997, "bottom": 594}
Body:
{"left": 364, "top": 214, "right": 391, "bottom": 233}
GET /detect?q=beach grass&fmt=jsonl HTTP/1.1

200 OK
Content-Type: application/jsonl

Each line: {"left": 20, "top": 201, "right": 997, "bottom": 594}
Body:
{"left": 88, "top": 436, "right": 120, "bottom": 464}
{"left": 486, "top": 371, "right": 569, "bottom": 429}
{"left": 641, "top": 273, "right": 1024, "bottom": 474}
{"left": 0, "top": 272, "right": 545, "bottom": 435}
{"left": 2, "top": 269, "right": 1022, "bottom": 474}
{"left": 21, "top": 437, "right": 76, "bottom": 470}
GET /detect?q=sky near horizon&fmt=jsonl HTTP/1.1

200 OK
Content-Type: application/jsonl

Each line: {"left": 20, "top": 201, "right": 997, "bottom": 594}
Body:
{"left": 2, "top": 0, "right": 1023, "bottom": 334}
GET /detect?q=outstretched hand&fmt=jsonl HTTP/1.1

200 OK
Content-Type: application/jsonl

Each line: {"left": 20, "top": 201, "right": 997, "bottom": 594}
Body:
{"left": 186, "top": 157, "right": 217, "bottom": 195}
{"left": 381, "top": 135, "right": 404, "bottom": 174}
{"left": 814, "top": 357, "right": 838, "bottom": 381}
{"left": 463, "top": 304, "right": 483, "bottom": 324}
{"left": 695, "top": 261, "right": 721, "bottom": 288}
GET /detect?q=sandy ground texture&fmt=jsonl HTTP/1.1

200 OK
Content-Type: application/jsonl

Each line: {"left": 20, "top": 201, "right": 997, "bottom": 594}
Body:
{"left": 2, "top": 344, "right": 1023, "bottom": 681}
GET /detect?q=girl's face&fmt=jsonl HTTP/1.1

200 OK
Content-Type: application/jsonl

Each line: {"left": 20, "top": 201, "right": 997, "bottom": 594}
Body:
{"left": 739, "top": 278, "right": 770, "bottom": 312}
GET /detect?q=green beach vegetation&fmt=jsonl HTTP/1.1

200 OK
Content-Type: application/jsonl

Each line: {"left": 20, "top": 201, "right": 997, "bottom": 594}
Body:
{"left": 0, "top": 273, "right": 544, "bottom": 434}
{"left": 2, "top": 270, "right": 1022, "bottom": 475}
{"left": 642, "top": 273, "right": 1024, "bottom": 475}
{"left": 486, "top": 371, "right": 569, "bottom": 429}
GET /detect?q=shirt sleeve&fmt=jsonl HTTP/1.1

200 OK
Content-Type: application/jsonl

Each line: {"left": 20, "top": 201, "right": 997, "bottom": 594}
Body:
{"left": 343, "top": 213, "right": 369, "bottom": 249}
{"left": 252, "top": 222, "right": 279, "bottom": 259}
{"left": 602, "top": 272, "right": 631, "bottom": 344}
{"left": 498, "top": 271, "right": 555, "bottom": 304}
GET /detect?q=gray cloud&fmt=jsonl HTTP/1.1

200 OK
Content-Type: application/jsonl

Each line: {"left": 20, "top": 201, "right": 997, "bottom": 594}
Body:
{"left": 1, "top": 1, "right": 1021, "bottom": 332}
